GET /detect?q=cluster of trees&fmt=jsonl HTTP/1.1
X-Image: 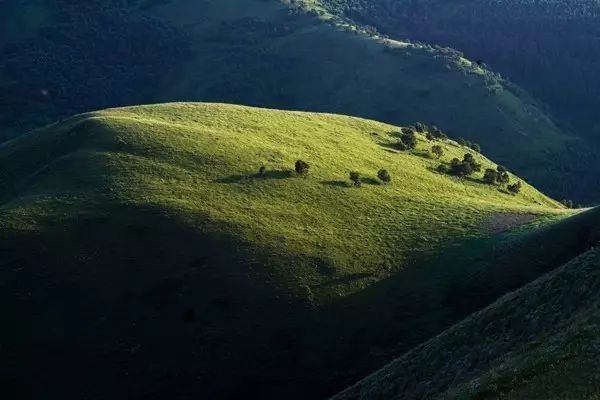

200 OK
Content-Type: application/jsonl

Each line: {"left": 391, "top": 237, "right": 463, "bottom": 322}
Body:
{"left": 286, "top": 160, "right": 392, "bottom": 187}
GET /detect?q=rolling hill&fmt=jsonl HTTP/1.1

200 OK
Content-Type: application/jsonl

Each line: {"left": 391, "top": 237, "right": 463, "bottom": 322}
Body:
{"left": 2, "top": 103, "right": 598, "bottom": 399}
{"left": 1, "top": 0, "right": 598, "bottom": 203}
{"left": 332, "top": 243, "right": 600, "bottom": 400}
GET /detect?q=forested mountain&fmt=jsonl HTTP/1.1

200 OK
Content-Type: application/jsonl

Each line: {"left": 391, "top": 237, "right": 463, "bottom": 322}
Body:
{"left": 313, "top": 0, "right": 600, "bottom": 143}
{"left": 1, "top": 0, "right": 599, "bottom": 203}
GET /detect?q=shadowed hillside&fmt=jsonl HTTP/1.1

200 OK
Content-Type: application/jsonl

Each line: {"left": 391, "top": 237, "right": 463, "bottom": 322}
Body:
{"left": 333, "top": 241, "right": 600, "bottom": 400}
{"left": 3, "top": 103, "right": 598, "bottom": 399}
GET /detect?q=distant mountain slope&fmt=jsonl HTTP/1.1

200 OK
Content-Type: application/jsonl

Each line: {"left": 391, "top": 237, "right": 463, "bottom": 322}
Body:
{"left": 314, "top": 0, "right": 600, "bottom": 141}
{"left": 3, "top": 103, "right": 592, "bottom": 399}
{"left": 1, "top": 0, "right": 598, "bottom": 202}
{"left": 333, "top": 242, "right": 600, "bottom": 400}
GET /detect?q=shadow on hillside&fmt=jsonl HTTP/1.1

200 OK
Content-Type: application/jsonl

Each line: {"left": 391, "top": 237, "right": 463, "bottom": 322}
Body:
{"left": 321, "top": 180, "right": 350, "bottom": 188}
{"left": 378, "top": 142, "right": 401, "bottom": 152}
{"left": 361, "top": 177, "right": 381, "bottom": 186}
{"left": 215, "top": 170, "right": 293, "bottom": 183}
{"left": 411, "top": 150, "right": 432, "bottom": 159}
{"left": 315, "top": 272, "right": 375, "bottom": 288}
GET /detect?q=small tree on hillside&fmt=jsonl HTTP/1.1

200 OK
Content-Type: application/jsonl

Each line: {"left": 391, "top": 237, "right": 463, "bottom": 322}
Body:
{"left": 470, "top": 143, "right": 481, "bottom": 153}
{"left": 415, "top": 122, "right": 427, "bottom": 133}
{"left": 295, "top": 160, "right": 310, "bottom": 176}
{"left": 377, "top": 169, "right": 391, "bottom": 184}
{"left": 431, "top": 145, "right": 444, "bottom": 158}
{"left": 349, "top": 171, "right": 361, "bottom": 187}
{"left": 400, "top": 131, "right": 418, "bottom": 150}
{"left": 496, "top": 171, "right": 510, "bottom": 185}
{"left": 258, "top": 165, "right": 266, "bottom": 177}
{"left": 483, "top": 168, "right": 499, "bottom": 184}
{"left": 507, "top": 181, "right": 522, "bottom": 194}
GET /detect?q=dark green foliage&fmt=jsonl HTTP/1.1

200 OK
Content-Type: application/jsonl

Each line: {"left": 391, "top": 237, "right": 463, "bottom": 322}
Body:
{"left": 470, "top": 143, "right": 481, "bottom": 153}
{"left": 430, "top": 126, "right": 448, "bottom": 140}
{"left": 508, "top": 181, "right": 523, "bottom": 194}
{"left": 414, "top": 122, "right": 427, "bottom": 133}
{"left": 497, "top": 165, "right": 507, "bottom": 173}
{"left": 258, "top": 165, "right": 266, "bottom": 177}
{"left": 400, "top": 130, "right": 418, "bottom": 150}
{"left": 462, "top": 153, "right": 481, "bottom": 172}
{"left": 295, "top": 160, "right": 310, "bottom": 175}
{"left": 426, "top": 131, "right": 435, "bottom": 141}
{"left": 349, "top": 171, "right": 361, "bottom": 186}
{"left": 431, "top": 145, "right": 444, "bottom": 158}
{"left": 497, "top": 171, "right": 510, "bottom": 185}
{"left": 483, "top": 168, "right": 499, "bottom": 184}
{"left": 377, "top": 169, "right": 391, "bottom": 183}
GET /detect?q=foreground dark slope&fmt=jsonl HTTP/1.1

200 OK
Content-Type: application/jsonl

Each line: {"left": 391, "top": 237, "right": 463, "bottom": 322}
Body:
{"left": 1, "top": 104, "right": 598, "bottom": 399}
{"left": 0, "top": 0, "right": 597, "bottom": 202}
{"left": 333, "top": 243, "right": 600, "bottom": 400}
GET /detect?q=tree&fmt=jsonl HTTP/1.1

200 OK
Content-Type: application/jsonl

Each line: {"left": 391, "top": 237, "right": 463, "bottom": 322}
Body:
{"left": 458, "top": 138, "right": 468, "bottom": 146}
{"left": 483, "top": 168, "right": 498, "bottom": 184}
{"left": 256, "top": 165, "right": 267, "bottom": 178}
{"left": 462, "top": 153, "right": 481, "bottom": 172}
{"left": 426, "top": 131, "right": 435, "bottom": 141}
{"left": 507, "top": 181, "right": 522, "bottom": 194}
{"left": 400, "top": 131, "right": 418, "bottom": 150}
{"left": 349, "top": 171, "right": 361, "bottom": 187}
{"left": 295, "top": 160, "right": 310, "bottom": 176}
{"left": 431, "top": 145, "right": 444, "bottom": 158}
{"left": 415, "top": 122, "right": 427, "bottom": 133}
{"left": 496, "top": 171, "right": 510, "bottom": 185}
{"left": 470, "top": 143, "right": 481, "bottom": 153}
{"left": 377, "top": 169, "right": 391, "bottom": 184}
{"left": 496, "top": 165, "right": 507, "bottom": 173}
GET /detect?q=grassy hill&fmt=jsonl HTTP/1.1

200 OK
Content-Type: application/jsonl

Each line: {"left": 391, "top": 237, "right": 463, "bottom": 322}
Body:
{"left": 3, "top": 103, "right": 598, "bottom": 399}
{"left": 1, "top": 0, "right": 597, "bottom": 203}
{"left": 332, "top": 242, "right": 600, "bottom": 400}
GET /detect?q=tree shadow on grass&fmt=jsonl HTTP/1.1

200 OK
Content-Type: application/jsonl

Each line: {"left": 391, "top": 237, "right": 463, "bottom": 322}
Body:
{"left": 215, "top": 170, "right": 294, "bottom": 184}
{"left": 361, "top": 177, "right": 381, "bottom": 186}
{"left": 315, "top": 272, "right": 375, "bottom": 288}
{"left": 321, "top": 180, "right": 350, "bottom": 188}
{"left": 411, "top": 150, "right": 432, "bottom": 159}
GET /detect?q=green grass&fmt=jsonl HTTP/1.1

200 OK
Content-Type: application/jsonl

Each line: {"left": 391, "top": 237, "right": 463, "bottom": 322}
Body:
{"left": 0, "top": 103, "right": 566, "bottom": 298}
{"left": 2, "top": 0, "right": 595, "bottom": 203}
{"left": 2, "top": 103, "right": 594, "bottom": 399}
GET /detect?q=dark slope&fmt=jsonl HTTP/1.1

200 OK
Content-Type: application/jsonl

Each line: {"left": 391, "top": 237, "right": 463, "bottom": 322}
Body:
{"left": 1, "top": 105, "right": 598, "bottom": 399}
{"left": 318, "top": 0, "right": 600, "bottom": 140}
{"left": 333, "top": 244, "right": 600, "bottom": 400}
{"left": 0, "top": 0, "right": 597, "bottom": 202}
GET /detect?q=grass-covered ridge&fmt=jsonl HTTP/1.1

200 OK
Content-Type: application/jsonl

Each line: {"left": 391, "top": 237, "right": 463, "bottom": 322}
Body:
{"left": 1, "top": 103, "right": 564, "bottom": 298}
{"left": 4, "top": 103, "right": 593, "bottom": 399}
{"left": 1, "top": 0, "right": 596, "bottom": 203}
{"left": 333, "top": 240, "right": 600, "bottom": 400}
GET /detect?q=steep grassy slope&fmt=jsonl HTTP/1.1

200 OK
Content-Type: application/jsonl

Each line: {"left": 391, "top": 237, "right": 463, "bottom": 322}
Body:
{"left": 333, "top": 243, "right": 600, "bottom": 400}
{"left": 0, "top": 0, "right": 596, "bottom": 203}
{"left": 2, "top": 103, "right": 596, "bottom": 399}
